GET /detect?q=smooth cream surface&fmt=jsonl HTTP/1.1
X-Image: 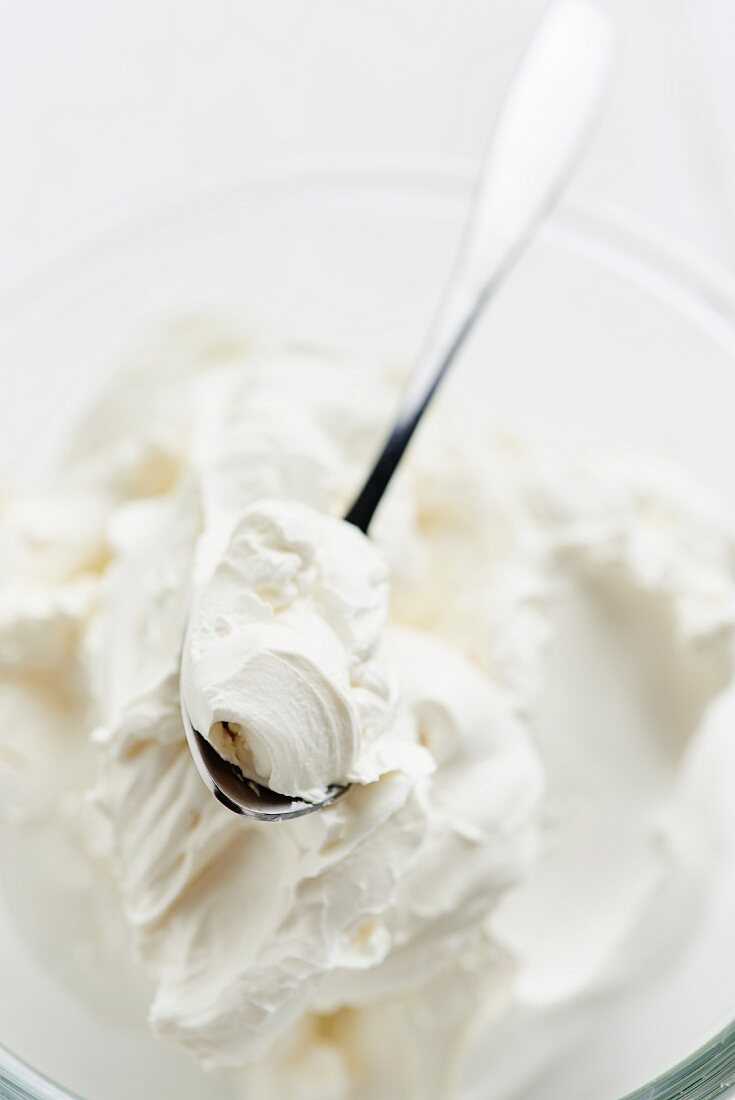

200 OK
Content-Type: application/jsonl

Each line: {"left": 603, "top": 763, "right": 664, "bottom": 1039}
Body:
{"left": 1, "top": 318, "right": 735, "bottom": 1100}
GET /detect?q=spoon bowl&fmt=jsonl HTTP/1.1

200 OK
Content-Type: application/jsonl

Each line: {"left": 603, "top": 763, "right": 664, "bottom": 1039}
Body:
{"left": 180, "top": 700, "right": 350, "bottom": 820}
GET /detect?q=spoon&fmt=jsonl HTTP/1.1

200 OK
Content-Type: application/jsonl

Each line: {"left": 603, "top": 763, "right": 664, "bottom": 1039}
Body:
{"left": 181, "top": 0, "right": 617, "bottom": 821}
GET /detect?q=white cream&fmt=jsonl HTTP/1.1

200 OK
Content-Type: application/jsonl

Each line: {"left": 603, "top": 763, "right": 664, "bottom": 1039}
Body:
{"left": 181, "top": 500, "right": 402, "bottom": 801}
{"left": 1, "top": 319, "right": 735, "bottom": 1100}
{"left": 86, "top": 339, "right": 541, "bottom": 1070}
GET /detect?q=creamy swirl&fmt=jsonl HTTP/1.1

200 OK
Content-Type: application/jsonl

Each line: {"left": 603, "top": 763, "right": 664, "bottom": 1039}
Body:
{"left": 181, "top": 500, "right": 398, "bottom": 801}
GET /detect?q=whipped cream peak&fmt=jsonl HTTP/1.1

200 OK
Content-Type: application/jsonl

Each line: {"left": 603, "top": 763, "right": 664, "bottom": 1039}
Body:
{"left": 181, "top": 499, "right": 401, "bottom": 801}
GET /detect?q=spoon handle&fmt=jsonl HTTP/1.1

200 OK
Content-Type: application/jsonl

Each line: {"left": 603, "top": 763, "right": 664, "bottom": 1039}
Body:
{"left": 345, "top": 0, "right": 617, "bottom": 533}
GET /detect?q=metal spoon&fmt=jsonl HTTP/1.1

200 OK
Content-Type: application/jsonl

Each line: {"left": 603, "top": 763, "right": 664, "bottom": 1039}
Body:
{"left": 181, "top": 0, "right": 617, "bottom": 821}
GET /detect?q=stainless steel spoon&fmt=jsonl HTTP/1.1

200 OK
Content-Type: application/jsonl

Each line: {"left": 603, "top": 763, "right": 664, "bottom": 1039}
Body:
{"left": 181, "top": 0, "right": 617, "bottom": 821}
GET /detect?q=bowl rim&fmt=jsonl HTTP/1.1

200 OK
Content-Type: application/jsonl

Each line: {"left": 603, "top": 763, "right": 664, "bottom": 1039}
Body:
{"left": 0, "top": 157, "right": 734, "bottom": 1100}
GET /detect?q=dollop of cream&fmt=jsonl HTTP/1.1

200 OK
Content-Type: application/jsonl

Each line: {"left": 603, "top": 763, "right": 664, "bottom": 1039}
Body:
{"left": 181, "top": 500, "right": 400, "bottom": 801}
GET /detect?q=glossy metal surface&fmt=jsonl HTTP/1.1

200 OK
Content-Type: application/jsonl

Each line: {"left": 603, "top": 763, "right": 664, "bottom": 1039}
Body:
{"left": 182, "top": 0, "right": 616, "bottom": 820}
{"left": 346, "top": 0, "right": 616, "bottom": 531}
{"left": 180, "top": 702, "right": 349, "bottom": 820}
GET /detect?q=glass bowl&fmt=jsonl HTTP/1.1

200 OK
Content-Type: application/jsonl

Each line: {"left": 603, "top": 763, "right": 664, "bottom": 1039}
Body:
{"left": 0, "top": 162, "right": 734, "bottom": 1100}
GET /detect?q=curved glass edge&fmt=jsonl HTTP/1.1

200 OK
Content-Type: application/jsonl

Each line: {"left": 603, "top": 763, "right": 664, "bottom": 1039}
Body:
{"left": 623, "top": 1020, "right": 735, "bottom": 1100}
{"left": 0, "top": 1046, "right": 80, "bottom": 1100}
{"left": 0, "top": 162, "right": 734, "bottom": 1100}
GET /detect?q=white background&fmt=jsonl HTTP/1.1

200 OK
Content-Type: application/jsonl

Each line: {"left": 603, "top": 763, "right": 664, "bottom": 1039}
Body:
{"left": 3, "top": 0, "right": 735, "bottom": 294}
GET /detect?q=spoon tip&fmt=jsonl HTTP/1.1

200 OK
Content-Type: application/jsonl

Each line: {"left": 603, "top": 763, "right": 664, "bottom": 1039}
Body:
{"left": 181, "top": 701, "right": 349, "bottom": 821}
